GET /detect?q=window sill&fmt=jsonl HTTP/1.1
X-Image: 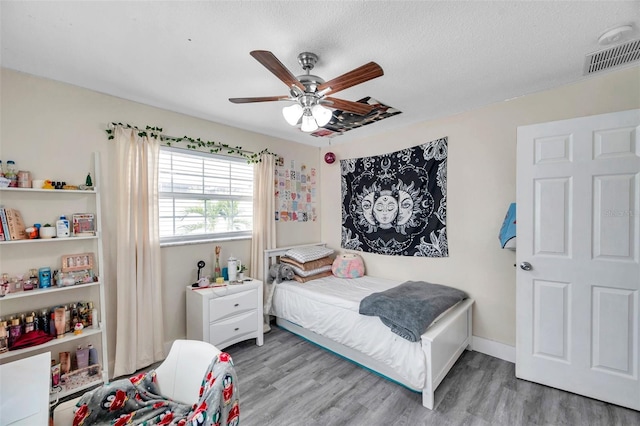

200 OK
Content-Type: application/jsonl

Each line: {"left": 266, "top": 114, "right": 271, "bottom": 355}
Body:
{"left": 160, "top": 235, "right": 251, "bottom": 248}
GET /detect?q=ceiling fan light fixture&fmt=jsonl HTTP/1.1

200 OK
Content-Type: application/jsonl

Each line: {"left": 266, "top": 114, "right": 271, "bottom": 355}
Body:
{"left": 311, "top": 104, "right": 332, "bottom": 127}
{"left": 282, "top": 103, "right": 303, "bottom": 126}
{"left": 300, "top": 109, "right": 319, "bottom": 132}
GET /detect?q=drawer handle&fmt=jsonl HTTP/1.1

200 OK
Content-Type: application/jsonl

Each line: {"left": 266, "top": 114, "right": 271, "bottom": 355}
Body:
{"left": 234, "top": 303, "right": 239, "bottom": 307}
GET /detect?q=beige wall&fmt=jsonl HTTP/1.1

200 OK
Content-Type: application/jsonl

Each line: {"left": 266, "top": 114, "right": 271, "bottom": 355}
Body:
{"left": 320, "top": 66, "right": 640, "bottom": 347}
{"left": 2, "top": 65, "right": 638, "bottom": 371}
{"left": 0, "top": 68, "right": 320, "bottom": 375}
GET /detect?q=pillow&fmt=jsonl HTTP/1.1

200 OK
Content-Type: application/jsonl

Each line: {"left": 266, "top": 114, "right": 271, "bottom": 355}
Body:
{"left": 279, "top": 255, "right": 333, "bottom": 271}
{"left": 284, "top": 245, "right": 334, "bottom": 263}
{"left": 290, "top": 264, "right": 332, "bottom": 278}
{"left": 332, "top": 253, "right": 365, "bottom": 278}
{"left": 292, "top": 270, "right": 333, "bottom": 283}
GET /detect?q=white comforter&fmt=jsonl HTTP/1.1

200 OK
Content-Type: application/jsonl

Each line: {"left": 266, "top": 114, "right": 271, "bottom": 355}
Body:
{"left": 270, "top": 275, "right": 426, "bottom": 389}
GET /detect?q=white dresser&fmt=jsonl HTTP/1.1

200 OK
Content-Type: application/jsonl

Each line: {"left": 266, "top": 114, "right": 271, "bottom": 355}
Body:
{"left": 186, "top": 279, "right": 264, "bottom": 350}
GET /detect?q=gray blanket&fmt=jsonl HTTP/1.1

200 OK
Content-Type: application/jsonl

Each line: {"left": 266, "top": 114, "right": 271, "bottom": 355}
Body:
{"left": 359, "top": 281, "right": 467, "bottom": 342}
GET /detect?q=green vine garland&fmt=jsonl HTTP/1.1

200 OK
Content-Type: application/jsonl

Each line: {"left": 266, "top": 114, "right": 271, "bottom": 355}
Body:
{"left": 105, "top": 123, "right": 279, "bottom": 163}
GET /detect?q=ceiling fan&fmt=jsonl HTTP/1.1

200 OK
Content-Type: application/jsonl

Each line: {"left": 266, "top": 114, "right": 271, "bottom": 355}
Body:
{"left": 229, "top": 50, "right": 384, "bottom": 132}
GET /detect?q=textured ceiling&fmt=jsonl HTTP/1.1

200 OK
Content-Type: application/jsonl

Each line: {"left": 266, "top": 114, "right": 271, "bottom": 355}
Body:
{"left": 2, "top": 1, "right": 639, "bottom": 147}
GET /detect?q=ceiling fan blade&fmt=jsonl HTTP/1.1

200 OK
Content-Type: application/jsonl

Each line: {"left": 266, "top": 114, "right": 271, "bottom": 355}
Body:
{"left": 317, "top": 62, "right": 383, "bottom": 96}
{"left": 324, "top": 97, "right": 376, "bottom": 115}
{"left": 250, "top": 50, "right": 306, "bottom": 92}
{"left": 229, "top": 96, "right": 288, "bottom": 104}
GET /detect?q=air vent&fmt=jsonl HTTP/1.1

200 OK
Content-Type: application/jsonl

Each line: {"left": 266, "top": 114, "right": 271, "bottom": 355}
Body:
{"left": 583, "top": 38, "right": 640, "bottom": 75}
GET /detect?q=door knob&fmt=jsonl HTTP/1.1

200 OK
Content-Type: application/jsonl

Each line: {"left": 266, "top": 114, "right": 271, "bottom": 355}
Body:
{"left": 520, "top": 262, "right": 532, "bottom": 271}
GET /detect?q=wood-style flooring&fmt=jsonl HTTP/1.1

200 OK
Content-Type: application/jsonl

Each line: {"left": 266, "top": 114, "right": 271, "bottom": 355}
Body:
{"left": 224, "top": 326, "right": 640, "bottom": 426}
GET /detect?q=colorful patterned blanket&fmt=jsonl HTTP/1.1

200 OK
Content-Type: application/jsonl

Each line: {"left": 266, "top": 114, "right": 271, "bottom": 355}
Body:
{"left": 73, "top": 352, "right": 239, "bottom": 426}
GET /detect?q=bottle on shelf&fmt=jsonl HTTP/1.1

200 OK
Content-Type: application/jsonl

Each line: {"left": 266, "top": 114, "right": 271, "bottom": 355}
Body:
{"left": 0, "top": 321, "right": 8, "bottom": 353}
{"left": 56, "top": 215, "right": 70, "bottom": 238}
{"left": 8, "top": 318, "right": 21, "bottom": 347}
{"left": 24, "top": 315, "right": 34, "bottom": 333}
{"left": 88, "top": 344, "right": 99, "bottom": 376}
{"left": 40, "top": 309, "right": 50, "bottom": 335}
{"left": 64, "top": 304, "right": 71, "bottom": 333}
{"left": 29, "top": 269, "right": 39, "bottom": 289}
{"left": 5, "top": 160, "right": 17, "bottom": 187}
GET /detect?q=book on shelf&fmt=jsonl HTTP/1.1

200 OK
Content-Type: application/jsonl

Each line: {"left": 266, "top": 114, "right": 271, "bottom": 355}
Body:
{"left": 0, "top": 208, "right": 12, "bottom": 240}
{"left": 5, "top": 208, "right": 27, "bottom": 240}
{"left": 72, "top": 213, "right": 95, "bottom": 236}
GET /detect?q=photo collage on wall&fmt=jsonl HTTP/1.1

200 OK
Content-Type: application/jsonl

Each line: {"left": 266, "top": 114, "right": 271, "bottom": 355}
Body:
{"left": 275, "top": 160, "right": 318, "bottom": 222}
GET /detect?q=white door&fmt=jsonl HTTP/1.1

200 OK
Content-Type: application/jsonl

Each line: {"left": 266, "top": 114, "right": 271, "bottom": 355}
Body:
{"left": 516, "top": 109, "right": 640, "bottom": 410}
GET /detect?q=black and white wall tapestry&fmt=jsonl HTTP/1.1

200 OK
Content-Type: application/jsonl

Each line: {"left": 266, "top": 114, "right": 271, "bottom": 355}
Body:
{"left": 340, "top": 137, "right": 448, "bottom": 257}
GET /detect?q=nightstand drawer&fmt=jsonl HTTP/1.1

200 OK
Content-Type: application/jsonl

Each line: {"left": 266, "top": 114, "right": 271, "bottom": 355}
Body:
{"left": 209, "top": 288, "right": 258, "bottom": 322}
{"left": 209, "top": 310, "right": 258, "bottom": 347}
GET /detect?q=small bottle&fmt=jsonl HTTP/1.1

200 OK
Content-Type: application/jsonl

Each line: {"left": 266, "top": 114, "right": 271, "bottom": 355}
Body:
{"left": 40, "top": 309, "right": 50, "bottom": 335}
{"left": 24, "top": 315, "right": 34, "bottom": 333}
{"left": 90, "top": 302, "right": 98, "bottom": 329}
{"left": 64, "top": 304, "right": 71, "bottom": 333}
{"left": 5, "top": 160, "right": 17, "bottom": 187}
{"left": 31, "top": 311, "right": 41, "bottom": 331}
{"left": 0, "top": 160, "right": 4, "bottom": 178}
{"left": 0, "top": 321, "right": 8, "bottom": 353}
{"left": 49, "top": 311, "right": 56, "bottom": 336}
{"left": 88, "top": 344, "right": 99, "bottom": 376}
{"left": 29, "top": 269, "right": 39, "bottom": 288}
{"left": 8, "top": 318, "right": 21, "bottom": 348}
{"left": 56, "top": 215, "right": 70, "bottom": 238}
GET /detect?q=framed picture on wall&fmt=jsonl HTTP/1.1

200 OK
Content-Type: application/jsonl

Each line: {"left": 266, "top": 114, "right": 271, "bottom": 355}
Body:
{"left": 61, "top": 252, "right": 94, "bottom": 272}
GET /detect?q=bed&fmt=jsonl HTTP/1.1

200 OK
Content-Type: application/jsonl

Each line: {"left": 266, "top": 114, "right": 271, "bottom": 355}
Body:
{"left": 263, "top": 243, "right": 474, "bottom": 410}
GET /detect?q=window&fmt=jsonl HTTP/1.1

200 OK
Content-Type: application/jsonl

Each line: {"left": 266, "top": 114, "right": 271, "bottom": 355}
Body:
{"left": 159, "top": 146, "right": 253, "bottom": 243}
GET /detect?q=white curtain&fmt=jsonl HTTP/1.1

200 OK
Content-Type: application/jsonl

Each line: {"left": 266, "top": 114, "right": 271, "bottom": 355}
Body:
{"left": 112, "top": 126, "right": 164, "bottom": 377}
{"left": 250, "top": 153, "right": 276, "bottom": 331}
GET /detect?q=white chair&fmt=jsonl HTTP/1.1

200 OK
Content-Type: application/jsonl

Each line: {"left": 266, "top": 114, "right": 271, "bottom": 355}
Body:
{"left": 53, "top": 339, "right": 221, "bottom": 425}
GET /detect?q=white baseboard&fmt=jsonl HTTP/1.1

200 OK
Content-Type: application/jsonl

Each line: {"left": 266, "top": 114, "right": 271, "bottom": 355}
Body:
{"left": 471, "top": 335, "right": 516, "bottom": 363}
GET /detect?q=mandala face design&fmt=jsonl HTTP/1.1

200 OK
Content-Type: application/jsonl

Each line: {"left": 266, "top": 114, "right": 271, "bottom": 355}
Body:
{"left": 341, "top": 138, "right": 448, "bottom": 257}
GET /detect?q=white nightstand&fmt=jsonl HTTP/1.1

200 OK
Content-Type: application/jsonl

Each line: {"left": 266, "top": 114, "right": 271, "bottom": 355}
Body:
{"left": 186, "top": 279, "right": 264, "bottom": 350}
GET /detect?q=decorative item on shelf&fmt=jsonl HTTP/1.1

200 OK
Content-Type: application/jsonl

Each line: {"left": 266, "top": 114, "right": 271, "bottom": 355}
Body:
{"left": 25, "top": 226, "right": 39, "bottom": 239}
{"left": 39, "top": 224, "right": 56, "bottom": 238}
{"left": 73, "top": 322, "right": 84, "bottom": 335}
{"left": 31, "top": 179, "right": 45, "bottom": 189}
{"left": 17, "top": 170, "right": 31, "bottom": 188}
{"left": 61, "top": 253, "right": 94, "bottom": 273}
{"left": 72, "top": 213, "right": 95, "bottom": 236}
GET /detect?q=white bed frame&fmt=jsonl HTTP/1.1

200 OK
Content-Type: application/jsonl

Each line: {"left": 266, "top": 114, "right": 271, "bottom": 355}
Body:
{"left": 264, "top": 244, "right": 474, "bottom": 410}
